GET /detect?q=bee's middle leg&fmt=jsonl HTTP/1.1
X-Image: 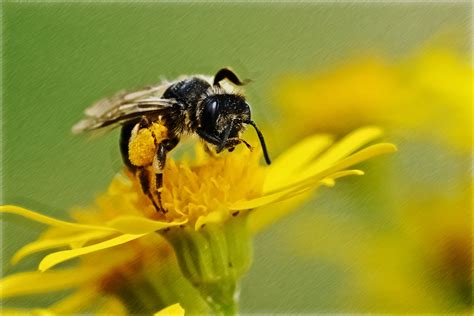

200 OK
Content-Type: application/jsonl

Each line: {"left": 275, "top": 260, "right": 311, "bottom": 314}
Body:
{"left": 203, "top": 143, "right": 218, "bottom": 158}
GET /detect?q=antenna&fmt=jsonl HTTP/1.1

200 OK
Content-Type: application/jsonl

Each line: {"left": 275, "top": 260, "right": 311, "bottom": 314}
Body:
{"left": 247, "top": 120, "right": 271, "bottom": 165}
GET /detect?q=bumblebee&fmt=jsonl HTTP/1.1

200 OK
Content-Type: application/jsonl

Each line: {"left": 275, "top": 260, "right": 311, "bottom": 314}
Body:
{"left": 73, "top": 68, "right": 271, "bottom": 212}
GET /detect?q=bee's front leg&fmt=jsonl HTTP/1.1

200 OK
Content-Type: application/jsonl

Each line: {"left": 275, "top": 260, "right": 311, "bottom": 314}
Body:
{"left": 225, "top": 137, "right": 253, "bottom": 152}
{"left": 196, "top": 128, "right": 222, "bottom": 146}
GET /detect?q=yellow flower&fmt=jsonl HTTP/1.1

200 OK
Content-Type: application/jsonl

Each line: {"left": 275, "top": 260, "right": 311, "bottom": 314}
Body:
{"left": 1, "top": 127, "right": 396, "bottom": 313}
{"left": 275, "top": 57, "right": 397, "bottom": 136}
{"left": 268, "top": 44, "right": 470, "bottom": 313}
{"left": 283, "top": 183, "right": 471, "bottom": 313}
{"left": 274, "top": 47, "right": 472, "bottom": 151}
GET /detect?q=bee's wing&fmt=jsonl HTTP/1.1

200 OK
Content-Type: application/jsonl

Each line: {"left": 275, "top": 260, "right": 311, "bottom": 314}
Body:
{"left": 84, "top": 83, "right": 172, "bottom": 117}
{"left": 72, "top": 82, "right": 175, "bottom": 134}
{"left": 72, "top": 98, "right": 175, "bottom": 134}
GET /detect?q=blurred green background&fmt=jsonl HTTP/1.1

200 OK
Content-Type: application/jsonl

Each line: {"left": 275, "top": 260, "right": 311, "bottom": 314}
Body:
{"left": 2, "top": 1, "right": 471, "bottom": 313}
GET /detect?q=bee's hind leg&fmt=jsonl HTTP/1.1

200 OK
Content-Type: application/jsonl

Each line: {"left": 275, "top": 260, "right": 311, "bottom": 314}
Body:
{"left": 153, "top": 144, "right": 166, "bottom": 213}
{"left": 151, "top": 138, "right": 179, "bottom": 213}
{"left": 136, "top": 167, "right": 163, "bottom": 212}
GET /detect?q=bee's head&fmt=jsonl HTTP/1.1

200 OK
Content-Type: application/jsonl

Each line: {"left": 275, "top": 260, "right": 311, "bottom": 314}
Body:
{"left": 200, "top": 94, "right": 250, "bottom": 138}
{"left": 199, "top": 93, "right": 271, "bottom": 165}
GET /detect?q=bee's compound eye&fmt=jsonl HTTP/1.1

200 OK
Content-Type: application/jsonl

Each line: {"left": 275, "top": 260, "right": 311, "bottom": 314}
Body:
{"left": 201, "top": 98, "right": 220, "bottom": 129}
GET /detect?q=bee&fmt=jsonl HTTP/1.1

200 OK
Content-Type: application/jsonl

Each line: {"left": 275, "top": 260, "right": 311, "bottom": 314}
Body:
{"left": 72, "top": 68, "right": 271, "bottom": 213}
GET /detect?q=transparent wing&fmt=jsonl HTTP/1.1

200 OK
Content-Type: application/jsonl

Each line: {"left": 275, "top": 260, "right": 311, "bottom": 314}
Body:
{"left": 84, "top": 83, "right": 172, "bottom": 117}
{"left": 72, "top": 82, "right": 175, "bottom": 134}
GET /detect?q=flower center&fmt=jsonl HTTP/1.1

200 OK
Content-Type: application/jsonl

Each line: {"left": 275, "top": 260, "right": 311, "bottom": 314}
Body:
{"left": 121, "top": 148, "right": 265, "bottom": 228}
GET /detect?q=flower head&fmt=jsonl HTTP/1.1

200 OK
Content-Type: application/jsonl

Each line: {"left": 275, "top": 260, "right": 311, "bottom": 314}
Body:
{"left": 274, "top": 47, "right": 472, "bottom": 151}
{"left": 283, "top": 182, "right": 471, "bottom": 312}
{"left": 1, "top": 127, "right": 396, "bottom": 313}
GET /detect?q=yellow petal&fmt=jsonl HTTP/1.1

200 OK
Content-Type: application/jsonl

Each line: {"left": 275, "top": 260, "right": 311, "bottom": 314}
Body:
{"left": 106, "top": 216, "right": 187, "bottom": 234}
{"left": 318, "top": 143, "right": 397, "bottom": 179}
{"left": 304, "top": 126, "right": 383, "bottom": 175}
{"left": 154, "top": 303, "right": 185, "bottom": 316}
{"left": 11, "top": 231, "right": 114, "bottom": 265}
{"left": 264, "top": 134, "right": 334, "bottom": 191}
{"left": 0, "top": 268, "right": 99, "bottom": 298}
{"left": 230, "top": 180, "right": 319, "bottom": 211}
{"left": 247, "top": 171, "right": 364, "bottom": 233}
{"left": 39, "top": 234, "right": 146, "bottom": 271}
{"left": 272, "top": 143, "right": 397, "bottom": 194}
{"left": 248, "top": 170, "right": 364, "bottom": 211}
{"left": 240, "top": 144, "right": 395, "bottom": 226}
{"left": 0, "top": 205, "right": 114, "bottom": 232}
{"left": 320, "top": 178, "right": 336, "bottom": 187}
{"left": 328, "top": 169, "right": 365, "bottom": 178}
{"left": 320, "top": 170, "right": 364, "bottom": 187}
{"left": 246, "top": 167, "right": 331, "bottom": 209}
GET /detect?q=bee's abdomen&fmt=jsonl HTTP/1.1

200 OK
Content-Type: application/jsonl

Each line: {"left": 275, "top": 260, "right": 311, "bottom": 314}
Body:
{"left": 120, "top": 121, "right": 139, "bottom": 171}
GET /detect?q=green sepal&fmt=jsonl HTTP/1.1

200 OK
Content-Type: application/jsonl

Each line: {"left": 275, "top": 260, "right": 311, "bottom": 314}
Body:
{"left": 162, "top": 215, "right": 253, "bottom": 315}
{"left": 112, "top": 251, "right": 211, "bottom": 315}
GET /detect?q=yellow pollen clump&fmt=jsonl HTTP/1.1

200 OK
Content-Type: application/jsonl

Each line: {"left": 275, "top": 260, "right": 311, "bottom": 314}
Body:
{"left": 128, "top": 123, "right": 168, "bottom": 167}
{"left": 128, "top": 129, "right": 156, "bottom": 166}
{"left": 150, "top": 122, "right": 168, "bottom": 140}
